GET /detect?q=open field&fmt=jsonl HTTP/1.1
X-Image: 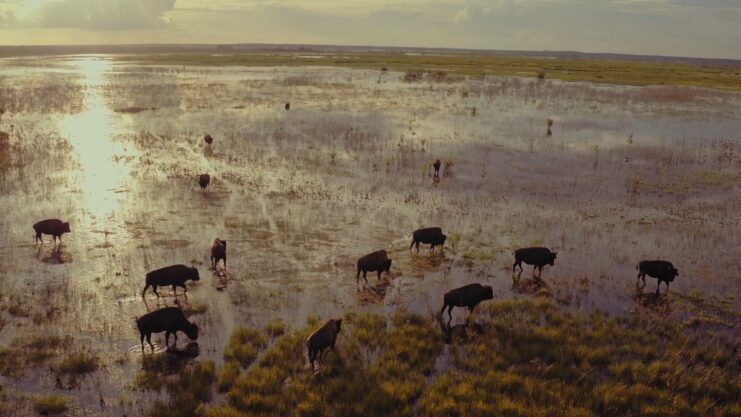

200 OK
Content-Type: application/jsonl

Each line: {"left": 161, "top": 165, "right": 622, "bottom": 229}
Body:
{"left": 119, "top": 52, "right": 741, "bottom": 91}
{"left": 0, "top": 55, "right": 739, "bottom": 416}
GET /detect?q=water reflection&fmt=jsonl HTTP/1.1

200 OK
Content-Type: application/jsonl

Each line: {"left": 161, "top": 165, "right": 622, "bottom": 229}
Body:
{"left": 59, "top": 56, "right": 134, "bottom": 222}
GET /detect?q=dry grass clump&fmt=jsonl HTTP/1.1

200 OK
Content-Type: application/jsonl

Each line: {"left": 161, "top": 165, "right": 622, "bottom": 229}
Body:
{"left": 57, "top": 352, "right": 99, "bottom": 375}
{"left": 0, "top": 335, "right": 73, "bottom": 376}
{"left": 224, "top": 327, "right": 268, "bottom": 368}
{"left": 34, "top": 394, "right": 69, "bottom": 415}
{"left": 148, "top": 361, "right": 216, "bottom": 417}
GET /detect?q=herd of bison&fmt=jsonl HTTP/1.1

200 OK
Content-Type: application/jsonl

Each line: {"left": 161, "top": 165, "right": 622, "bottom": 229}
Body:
{"left": 30, "top": 151, "right": 680, "bottom": 371}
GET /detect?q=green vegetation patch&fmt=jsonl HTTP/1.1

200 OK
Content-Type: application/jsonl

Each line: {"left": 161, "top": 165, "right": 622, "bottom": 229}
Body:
{"left": 119, "top": 53, "right": 741, "bottom": 91}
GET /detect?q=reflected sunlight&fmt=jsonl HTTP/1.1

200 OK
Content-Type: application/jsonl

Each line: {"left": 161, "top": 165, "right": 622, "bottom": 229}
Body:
{"left": 59, "top": 56, "right": 134, "bottom": 222}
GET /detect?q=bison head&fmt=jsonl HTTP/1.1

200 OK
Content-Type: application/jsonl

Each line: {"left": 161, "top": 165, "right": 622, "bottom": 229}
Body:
{"left": 549, "top": 252, "right": 557, "bottom": 266}
{"left": 190, "top": 267, "right": 201, "bottom": 281}
{"left": 63, "top": 222, "right": 71, "bottom": 233}
{"left": 186, "top": 323, "right": 199, "bottom": 341}
{"left": 483, "top": 285, "right": 494, "bottom": 300}
{"left": 441, "top": 234, "right": 447, "bottom": 245}
{"left": 668, "top": 267, "right": 679, "bottom": 281}
{"left": 385, "top": 259, "right": 392, "bottom": 272}
{"left": 335, "top": 319, "right": 342, "bottom": 333}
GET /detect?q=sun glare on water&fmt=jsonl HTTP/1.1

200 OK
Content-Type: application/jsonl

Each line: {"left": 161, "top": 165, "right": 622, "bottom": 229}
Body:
{"left": 59, "top": 57, "right": 134, "bottom": 223}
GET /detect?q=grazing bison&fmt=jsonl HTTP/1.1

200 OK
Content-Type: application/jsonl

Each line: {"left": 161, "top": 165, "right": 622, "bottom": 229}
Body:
{"left": 410, "top": 227, "right": 447, "bottom": 253}
{"left": 142, "top": 264, "right": 200, "bottom": 298}
{"left": 285, "top": 102, "right": 290, "bottom": 111}
{"left": 441, "top": 283, "right": 494, "bottom": 323}
{"left": 433, "top": 159, "right": 441, "bottom": 176}
{"left": 306, "top": 319, "right": 342, "bottom": 371}
{"left": 204, "top": 134, "right": 213, "bottom": 145}
{"left": 33, "top": 219, "right": 71, "bottom": 245}
{"left": 199, "top": 174, "right": 210, "bottom": 190}
{"left": 513, "top": 247, "right": 557, "bottom": 279}
{"left": 211, "top": 238, "right": 227, "bottom": 269}
{"left": 356, "top": 250, "right": 392, "bottom": 284}
{"left": 136, "top": 307, "right": 198, "bottom": 350}
{"left": 637, "top": 260, "right": 678, "bottom": 295}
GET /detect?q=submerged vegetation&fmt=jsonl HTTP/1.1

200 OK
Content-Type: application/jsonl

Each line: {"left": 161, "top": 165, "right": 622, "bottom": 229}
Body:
{"left": 120, "top": 52, "right": 741, "bottom": 90}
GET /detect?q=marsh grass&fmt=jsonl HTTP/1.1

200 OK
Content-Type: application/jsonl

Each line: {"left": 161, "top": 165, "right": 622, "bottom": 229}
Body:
{"left": 120, "top": 53, "right": 741, "bottom": 91}
{"left": 139, "top": 299, "right": 741, "bottom": 417}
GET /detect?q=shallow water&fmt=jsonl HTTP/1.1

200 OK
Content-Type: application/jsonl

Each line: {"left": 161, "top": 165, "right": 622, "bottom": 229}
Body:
{"left": 0, "top": 55, "right": 739, "bottom": 416}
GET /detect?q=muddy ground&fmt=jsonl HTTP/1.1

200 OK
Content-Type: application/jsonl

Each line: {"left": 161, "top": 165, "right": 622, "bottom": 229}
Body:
{"left": 0, "top": 56, "right": 739, "bottom": 416}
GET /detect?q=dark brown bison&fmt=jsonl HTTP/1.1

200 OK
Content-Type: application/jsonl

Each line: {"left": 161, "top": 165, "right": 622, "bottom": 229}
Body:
{"left": 33, "top": 219, "right": 71, "bottom": 245}
{"left": 356, "top": 250, "right": 392, "bottom": 284}
{"left": 204, "top": 134, "right": 213, "bottom": 145}
{"left": 441, "top": 283, "right": 493, "bottom": 323}
{"left": 513, "top": 247, "right": 557, "bottom": 278}
{"left": 433, "top": 159, "right": 441, "bottom": 176}
{"left": 136, "top": 307, "right": 198, "bottom": 350}
{"left": 285, "top": 102, "right": 290, "bottom": 110}
{"left": 637, "top": 260, "right": 678, "bottom": 295}
{"left": 211, "top": 238, "right": 227, "bottom": 269}
{"left": 199, "top": 174, "right": 210, "bottom": 190}
{"left": 306, "top": 319, "right": 341, "bottom": 371}
{"left": 142, "top": 264, "right": 200, "bottom": 298}
{"left": 410, "top": 227, "right": 447, "bottom": 253}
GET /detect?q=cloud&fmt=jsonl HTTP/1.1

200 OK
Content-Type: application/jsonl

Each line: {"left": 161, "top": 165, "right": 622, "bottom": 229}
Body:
{"left": 26, "top": 0, "right": 176, "bottom": 30}
{"left": 453, "top": 4, "right": 470, "bottom": 23}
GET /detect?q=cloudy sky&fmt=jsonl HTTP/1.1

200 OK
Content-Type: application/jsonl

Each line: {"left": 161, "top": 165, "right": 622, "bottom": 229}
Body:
{"left": 0, "top": 0, "right": 739, "bottom": 59}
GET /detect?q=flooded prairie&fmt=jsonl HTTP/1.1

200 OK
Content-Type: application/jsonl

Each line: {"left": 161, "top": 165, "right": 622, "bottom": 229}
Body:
{"left": 0, "top": 55, "right": 739, "bottom": 416}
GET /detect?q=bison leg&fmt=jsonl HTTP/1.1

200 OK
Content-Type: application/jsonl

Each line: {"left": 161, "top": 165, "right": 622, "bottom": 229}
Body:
{"left": 140, "top": 333, "right": 145, "bottom": 350}
{"left": 410, "top": 239, "right": 416, "bottom": 251}
{"left": 446, "top": 305, "right": 454, "bottom": 323}
{"left": 165, "top": 331, "right": 171, "bottom": 348}
{"left": 141, "top": 284, "right": 151, "bottom": 298}
{"left": 356, "top": 268, "right": 361, "bottom": 285}
{"left": 377, "top": 270, "right": 382, "bottom": 280}
{"left": 152, "top": 285, "right": 160, "bottom": 298}
{"left": 35, "top": 232, "right": 41, "bottom": 245}
{"left": 146, "top": 334, "right": 154, "bottom": 350}
{"left": 223, "top": 257, "right": 227, "bottom": 270}
{"left": 172, "top": 285, "right": 178, "bottom": 296}
{"left": 637, "top": 272, "right": 646, "bottom": 288}
{"left": 363, "top": 270, "right": 368, "bottom": 283}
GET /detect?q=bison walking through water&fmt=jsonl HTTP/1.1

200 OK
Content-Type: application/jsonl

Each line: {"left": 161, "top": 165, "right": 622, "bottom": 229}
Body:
{"left": 142, "top": 264, "right": 200, "bottom": 298}
{"left": 136, "top": 307, "right": 198, "bottom": 350}
{"left": 441, "top": 283, "right": 494, "bottom": 323}
{"left": 356, "top": 250, "right": 392, "bottom": 284}
{"left": 211, "top": 239, "right": 227, "bottom": 269}
{"left": 637, "top": 260, "right": 678, "bottom": 295}
{"left": 33, "top": 219, "right": 71, "bottom": 245}
{"left": 513, "top": 247, "right": 557, "bottom": 279}
{"left": 306, "top": 319, "right": 341, "bottom": 371}
{"left": 199, "top": 174, "right": 210, "bottom": 190}
{"left": 410, "top": 227, "right": 447, "bottom": 253}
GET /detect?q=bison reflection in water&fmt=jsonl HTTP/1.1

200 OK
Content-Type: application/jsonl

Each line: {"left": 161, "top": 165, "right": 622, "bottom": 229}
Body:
{"left": 306, "top": 319, "right": 342, "bottom": 371}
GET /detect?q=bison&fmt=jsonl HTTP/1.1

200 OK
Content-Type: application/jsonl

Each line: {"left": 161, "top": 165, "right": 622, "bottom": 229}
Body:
{"left": 33, "top": 219, "right": 70, "bottom": 245}
{"left": 285, "top": 102, "right": 290, "bottom": 111}
{"left": 306, "top": 318, "right": 342, "bottom": 371}
{"left": 136, "top": 307, "right": 198, "bottom": 350}
{"left": 199, "top": 174, "right": 210, "bottom": 190}
{"left": 637, "top": 260, "right": 678, "bottom": 295}
{"left": 410, "top": 227, "right": 447, "bottom": 253}
{"left": 204, "top": 134, "right": 213, "bottom": 145}
{"left": 211, "top": 238, "right": 227, "bottom": 269}
{"left": 513, "top": 247, "right": 557, "bottom": 279}
{"left": 441, "top": 283, "right": 494, "bottom": 323}
{"left": 142, "top": 264, "right": 200, "bottom": 298}
{"left": 433, "top": 159, "right": 441, "bottom": 176}
{"left": 356, "top": 250, "right": 392, "bottom": 284}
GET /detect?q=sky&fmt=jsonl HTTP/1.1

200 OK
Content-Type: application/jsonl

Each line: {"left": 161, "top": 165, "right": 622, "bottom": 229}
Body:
{"left": 0, "top": 0, "right": 739, "bottom": 59}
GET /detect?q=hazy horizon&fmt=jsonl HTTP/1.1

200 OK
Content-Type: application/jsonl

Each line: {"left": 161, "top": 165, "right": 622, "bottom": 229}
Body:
{"left": 1, "top": 0, "right": 740, "bottom": 60}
